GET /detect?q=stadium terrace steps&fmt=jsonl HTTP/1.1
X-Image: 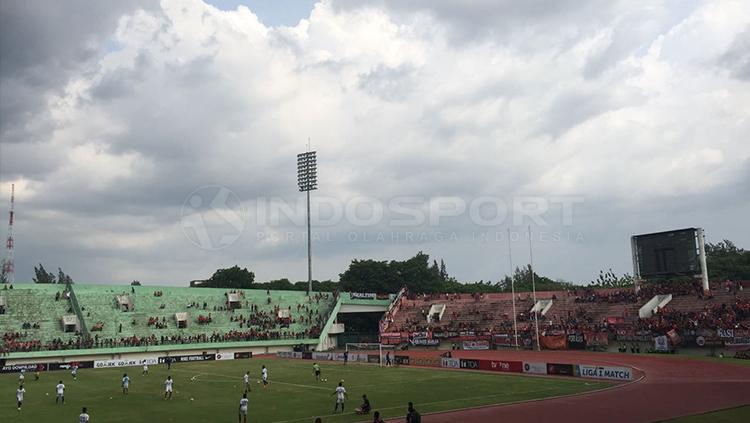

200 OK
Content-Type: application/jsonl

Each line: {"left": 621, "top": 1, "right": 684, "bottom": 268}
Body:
{"left": 2, "top": 284, "right": 337, "bottom": 354}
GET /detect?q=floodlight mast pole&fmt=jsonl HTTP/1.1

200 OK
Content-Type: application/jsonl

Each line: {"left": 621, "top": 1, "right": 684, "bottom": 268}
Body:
{"left": 297, "top": 145, "right": 317, "bottom": 297}
{"left": 307, "top": 186, "right": 312, "bottom": 295}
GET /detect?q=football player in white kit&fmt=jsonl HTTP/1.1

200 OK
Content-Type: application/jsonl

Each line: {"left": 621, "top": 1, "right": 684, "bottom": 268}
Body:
{"left": 261, "top": 365, "right": 268, "bottom": 388}
{"left": 238, "top": 392, "right": 249, "bottom": 423}
{"left": 332, "top": 381, "right": 347, "bottom": 413}
{"left": 243, "top": 371, "right": 250, "bottom": 392}
{"left": 71, "top": 364, "right": 78, "bottom": 381}
{"left": 55, "top": 380, "right": 65, "bottom": 404}
{"left": 19, "top": 369, "right": 25, "bottom": 385}
{"left": 79, "top": 406, "right": 90, "bottom": 422}
{"left": 164, "top": 375, "right": 174, "bottom": 399}
{"left": 122, "top": 373, "right": 130, "bottom": 394}
{"left": 16, "top": 385, "right": 26, "bottom": 410}
{"left": 142, "top": 361, "right": 149, "bottom": 375}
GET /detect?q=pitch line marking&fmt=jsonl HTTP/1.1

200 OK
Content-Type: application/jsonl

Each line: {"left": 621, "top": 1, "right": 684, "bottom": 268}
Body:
{"left": 268, "top": 386, "right": 564, "bottom": 423}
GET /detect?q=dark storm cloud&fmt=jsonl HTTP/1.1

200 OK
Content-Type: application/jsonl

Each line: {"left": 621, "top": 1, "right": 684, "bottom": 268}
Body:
{"left": 1, "top": 0, "right": 748, "bottom": 286}
{"left": 720, "top": 25, "right": 750, "bottom": 80}
{"left": 0, "top": 0, "right": 158, "bottom": 181}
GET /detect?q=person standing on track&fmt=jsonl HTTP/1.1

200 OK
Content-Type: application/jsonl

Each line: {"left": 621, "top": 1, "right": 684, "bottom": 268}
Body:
{"left": 406, "top": 402, "right": 421, "bottom": 423}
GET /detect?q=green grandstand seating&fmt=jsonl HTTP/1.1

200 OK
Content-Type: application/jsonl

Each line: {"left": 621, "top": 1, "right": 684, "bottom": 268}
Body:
{"left": 1, "top": 283, "right": 336, "bottom": 353}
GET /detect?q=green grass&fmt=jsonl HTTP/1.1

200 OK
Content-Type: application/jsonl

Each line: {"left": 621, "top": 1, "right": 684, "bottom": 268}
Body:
{"left": 663, "top": 405, "right": 750, "bottom": 422}
{"left": 1, "top": 359, "right": 610, "bottom": 422}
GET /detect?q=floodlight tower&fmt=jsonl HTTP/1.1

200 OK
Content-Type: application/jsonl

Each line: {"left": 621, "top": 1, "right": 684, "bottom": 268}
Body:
{"left": 297, "top": 149, "right": 318, "bottom": 295}
{"left": 2, "top": 184, "right": 15, "bottom": 285}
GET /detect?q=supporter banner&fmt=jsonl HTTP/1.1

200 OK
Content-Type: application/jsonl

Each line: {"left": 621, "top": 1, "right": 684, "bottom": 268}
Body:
{"left": 411, "top": 331, "right": 430, "bottom": 339}
{"left": 302, "top": 351, "right": 313, "bottom": 360}
{"left": 717, "top": 329, "right": 735, "bottom": 338}
{"left": 667, "top": 329, "right": 681, "bottom": 346}
{"left": 367, "top": 354, "right": 380, "bottom": 364}
{"left": 94, "top": 357, "right": 158, "bottom": 369}
{"left": 522, "top": 362, "right": 548, "bottom": 375}
{"left": 566, "top": 333, "right": 587, "bottom": 350}
{"left": 159, "top": 354, "right": 215, "bottom": 364}
{"left": 1, "top": 363, "right": 45, "bottom": 374}
{"left": 492, "top": 334, "right": 515, "bottom": 348}
{"left": 410, "top": 338, "right": 440, "bottom": 346}
{"left": 233, "top": 352, "right": 253, "bottom": 359}
{"left": 479, "top": 360, "right": 522, "bottom": 373}
{"left": 215, "top": 353, "right": 234, "bottom": 361}
{"left": 376, "top": 293, "right": 390, "bottom": 300}
{"left": 432, "top": 331, "right": 459, "bottom": 339}
{"left": 616, "top": 329, "right": 653, "bottom": 342}
{"left": 578, "top": 365, "right": 632, "bottom": 381}
{"left": 607, "top": 316, "right": 625, "bottom": 325}
{"left": 541, "top": 335, "right": 567, "bottom": 350}
{"left": 725, "top": 338, "right": 750, "bottom": 351}
{"left": 462, "top": 340, "right": 490, "bottom": 350}
{"left": 411, "top": 356, "right": 441, "bottom": 367}
{"left": 48, "top": 361, "right": 94, "bottom": 371}
{"left": 292, "top": 352, "right": 303, "bottom": 359}
{"left": 380, "top": 332, "right": 402, "bottom": 338}
{"left": 381, "top": 337, "right": 402, "bottom": 345}
{"left": 584, "top": 332, "right": 609, "bottom": 346}
{"left": 654, "top": 335, "right": 669, "bottom": 352}
{"left": 394, "top": 355, "right": 410, "bottom": 365}
{"left": 441, "top": 358, "right": 460, "bottom": 368}
{"left": 277, "top": 351, "right": 293, "bottom": 359}
{"left": 459, "top": 359, "right": 480, "bottom": 370}
{"left": 546, "top": 363, "right": 575, "bottom": 376}
{"left": 350, "top": 292, "right": 376, "bottom": 300}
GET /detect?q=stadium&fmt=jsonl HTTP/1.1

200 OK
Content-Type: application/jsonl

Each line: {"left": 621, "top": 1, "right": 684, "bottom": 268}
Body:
{"left": 1, "top": 244, "right": 749, "bottom": 422}
{"left": 2, "top": 1, "right": 750, "bottom": 422}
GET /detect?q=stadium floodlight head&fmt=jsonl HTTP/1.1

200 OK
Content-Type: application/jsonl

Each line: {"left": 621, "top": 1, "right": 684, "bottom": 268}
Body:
{"left": 297, "top": 151, "right": 318, "bottom": 192}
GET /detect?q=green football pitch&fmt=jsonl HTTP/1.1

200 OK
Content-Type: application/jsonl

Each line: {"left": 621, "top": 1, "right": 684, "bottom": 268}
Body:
{"left": 1, "top": 358, "right": 610, "bottom": 422}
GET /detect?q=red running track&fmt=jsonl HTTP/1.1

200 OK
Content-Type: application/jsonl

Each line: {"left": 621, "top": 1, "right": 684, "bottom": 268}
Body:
{"left": 388, "top": 350, "right": 750, "bottom": 423}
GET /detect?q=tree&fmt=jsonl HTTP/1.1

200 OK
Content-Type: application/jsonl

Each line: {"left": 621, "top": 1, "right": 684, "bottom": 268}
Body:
{"left": 33, "top": 264, "right": 56, "bottom": 284}
{"left": 194, "top": 265, "right": 255, "bottom": 289}
{"left": 339, "top": 252, "right": 447, "bottom": 294}
{"left": 57, "top": 268, "right": 74, "bottom": 285}
{"left": 496, "top": 265, "right": 574, "bottom": 293}
{"left": 130, "top": 280, "right": 142, "bottom": 286}
{"left": 588, "top": 268, "right": 634, "bottom": 288}
{"left": 705, "top": 239, "right": 750, "bottom": 280}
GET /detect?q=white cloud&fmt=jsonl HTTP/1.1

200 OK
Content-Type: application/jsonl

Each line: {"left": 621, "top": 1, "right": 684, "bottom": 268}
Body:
{"left": 1, "top": 0, "right": 749, "bottom": 285}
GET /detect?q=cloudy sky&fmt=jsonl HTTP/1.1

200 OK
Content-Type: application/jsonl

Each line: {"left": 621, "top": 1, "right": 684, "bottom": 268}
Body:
{"left": 1, "top": 0, "right": 748, "bottom": 286}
